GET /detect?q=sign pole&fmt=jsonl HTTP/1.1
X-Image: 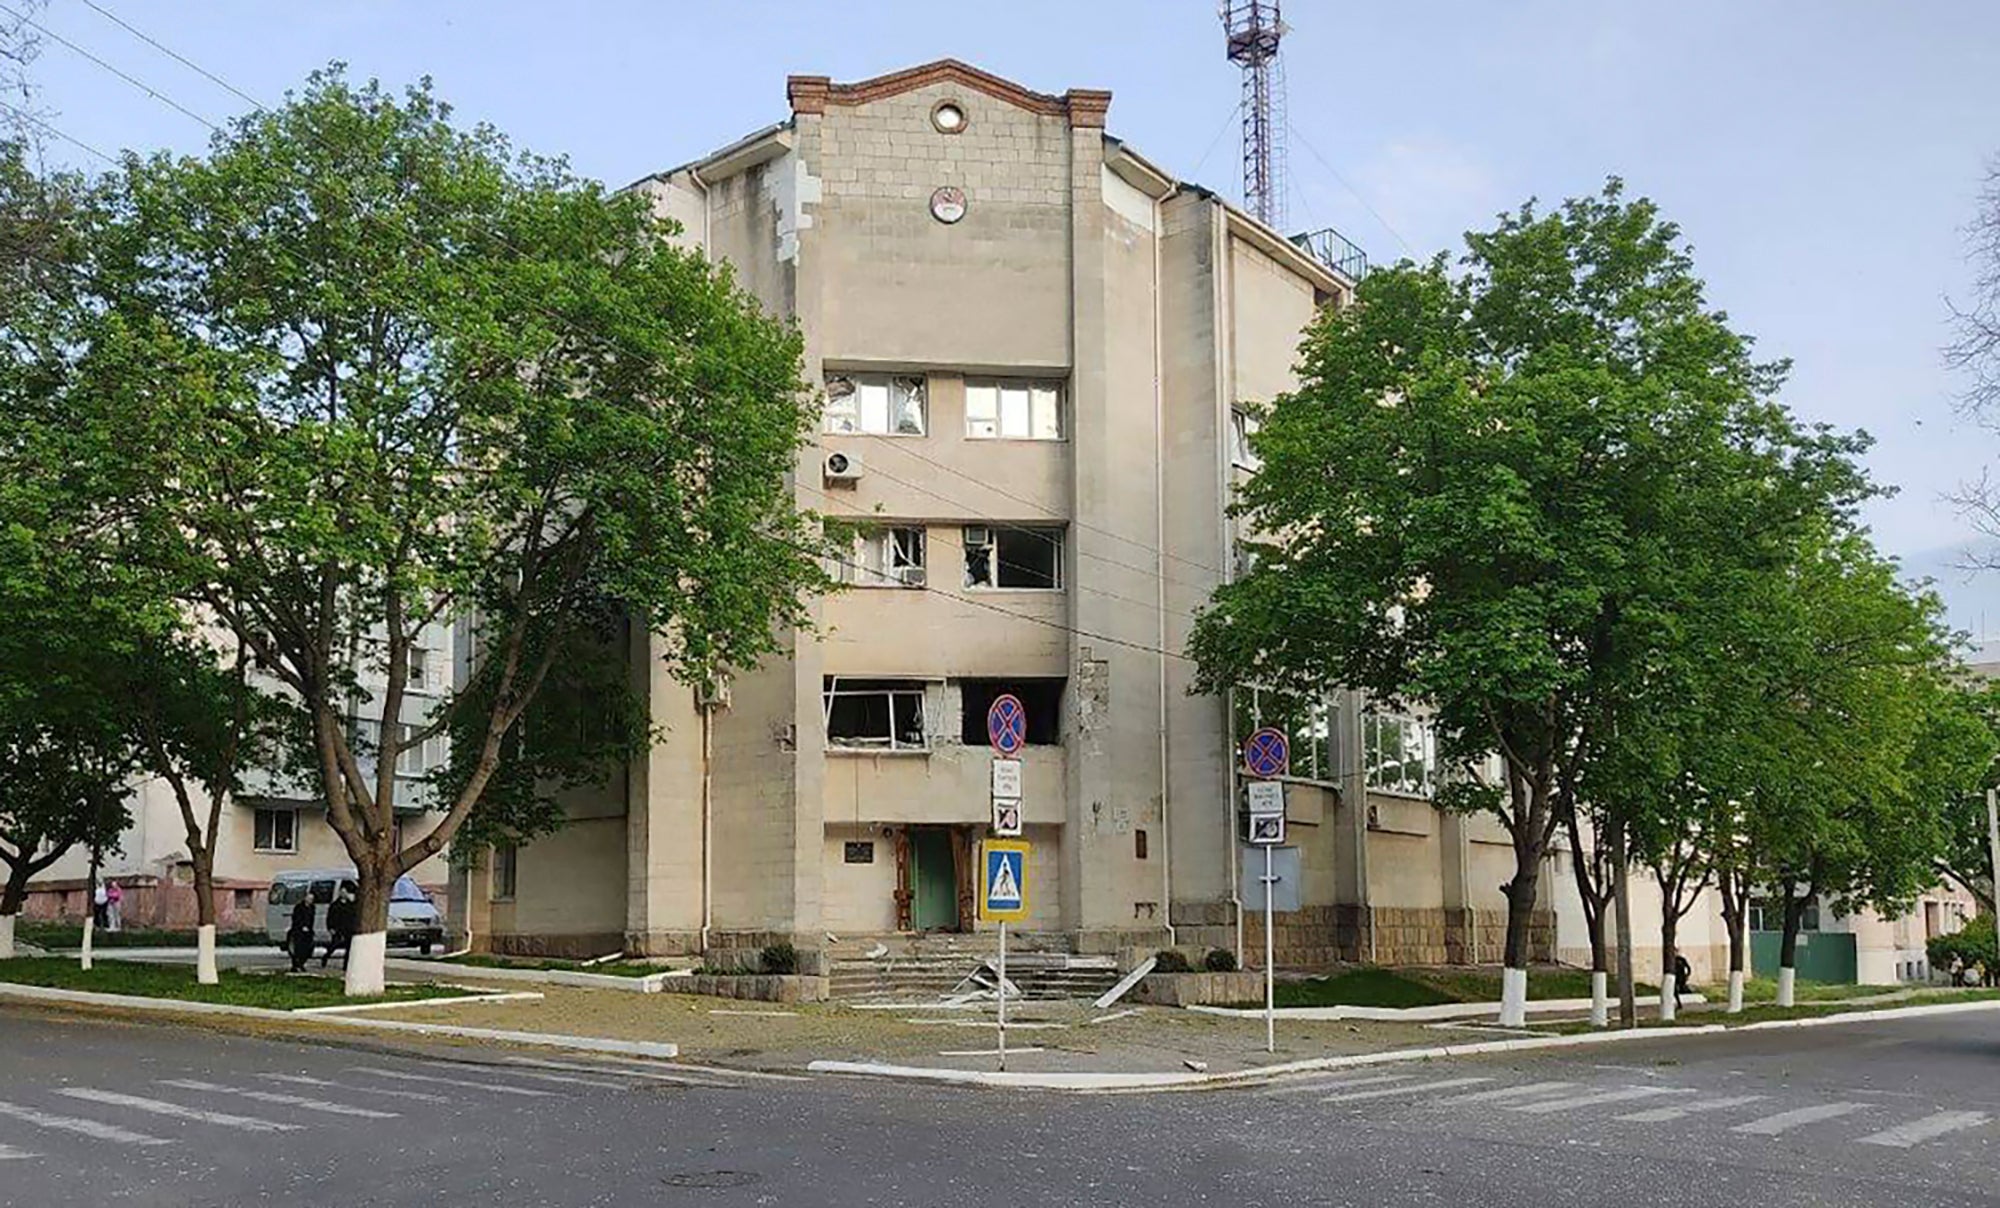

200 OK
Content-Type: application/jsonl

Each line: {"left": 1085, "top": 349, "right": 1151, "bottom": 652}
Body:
{"left": 1263, "top": 843, "right": 1276, "bottom": 1052}
{"left": 997, "top": 920, "right": 1008, "bottom": 1071}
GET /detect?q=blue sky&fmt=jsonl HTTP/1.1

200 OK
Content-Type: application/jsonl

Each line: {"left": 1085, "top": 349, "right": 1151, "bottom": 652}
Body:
{"left": 18, "top": 0, "right": 2000, "bottom": 629}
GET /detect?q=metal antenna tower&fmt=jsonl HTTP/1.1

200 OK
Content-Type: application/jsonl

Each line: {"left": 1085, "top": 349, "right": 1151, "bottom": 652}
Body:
{"left": 1220, "top": 1, "right": 1287, "bottom": 230}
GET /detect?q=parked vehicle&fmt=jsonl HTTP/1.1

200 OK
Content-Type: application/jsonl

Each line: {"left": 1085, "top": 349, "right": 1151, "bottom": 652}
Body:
{"left": 264, "top": 870, "right": 445, "bottom": 955}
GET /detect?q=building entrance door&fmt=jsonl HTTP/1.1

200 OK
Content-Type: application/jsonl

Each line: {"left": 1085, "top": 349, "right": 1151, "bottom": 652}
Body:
{"left": 910, "top": 827, "right": 959, "bottom": 931}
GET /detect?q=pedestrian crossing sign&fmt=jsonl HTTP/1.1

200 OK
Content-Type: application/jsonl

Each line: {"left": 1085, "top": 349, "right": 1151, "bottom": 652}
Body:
{"left": 979, "top": 839, "right": 1030, "bottom": 923}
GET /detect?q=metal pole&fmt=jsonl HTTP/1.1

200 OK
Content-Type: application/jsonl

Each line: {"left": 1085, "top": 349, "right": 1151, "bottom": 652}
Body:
{"left": 1263, "top": 843, "right": 1275, "bottom": 1053}
{"left": 1986, "top": 789, "right": 1999, "bottom": 981}
{"left": 998, "top": 920, "right": 1008, "bottom": 1071}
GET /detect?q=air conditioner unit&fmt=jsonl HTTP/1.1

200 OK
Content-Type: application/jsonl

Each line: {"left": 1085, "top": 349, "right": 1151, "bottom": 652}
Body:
{"left": 823, "top": 450, "right": 862, "bottom": 483}
{"left": 893, "top": 565, "right": 927, "bottom": 588}
{"left": 963, "top": 525, "right": 992, "bottom": 547}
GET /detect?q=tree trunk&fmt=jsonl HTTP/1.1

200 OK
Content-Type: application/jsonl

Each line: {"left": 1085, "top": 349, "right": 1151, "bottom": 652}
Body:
{"left": 1777, "top": 882, "right": 1807, "bottom": 1008}
{"left": 343, "top": 852, "right": 394, "bottom": 997}
{"left": 1498, "top": 865, "right": 1540, "bottom": 1028}
{"left": 1613, "top": 838, "right": 1637, "bottom": 1028}
{"left": 1565, "top": 811, "right": 1612, "bottom": 1028}
{"left": 1584, "top": 908, "right": 1609, "bottom": 1028}
{"left": 80, "top": 848, "right": 99, "bottom": 972}
{"left": 1719, "top": 870, "right": 1748, "bottom": 1014}
{"left": 0, "top": 859, "right": 28, "bottom": 960}
{"left": 192, "top": 849, "right": 218, "bottom": 985}
{"left": 1659, "top": 920, "right": 1679, "bottom": 1023}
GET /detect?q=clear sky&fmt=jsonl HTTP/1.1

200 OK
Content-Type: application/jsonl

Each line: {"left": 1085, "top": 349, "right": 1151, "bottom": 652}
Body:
{"left": 17, "top": 0, "right": 2000, "bottom": 628}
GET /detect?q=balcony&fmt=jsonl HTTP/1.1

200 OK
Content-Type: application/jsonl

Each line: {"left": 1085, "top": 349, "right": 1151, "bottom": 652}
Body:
{"left": 1292, "top": 226, "right": 1370, "bottom": 283}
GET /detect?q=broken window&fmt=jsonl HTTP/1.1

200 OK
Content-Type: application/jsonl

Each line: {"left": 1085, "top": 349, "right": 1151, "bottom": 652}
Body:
{"left": 823, "top": 677, "right": 929, "bottom": 751}
{"left": 958, "top": 679, "right": 1064, "bottom": 745}
{"left": 965, "top": 379, "right": 1063, "bottom": 440}
{"left": 823, "top": 374, "right": 926, "bottom": 436}
{"left": 1230, "top": 407, "right": 1263, "bottom": 470}
{"left": 962, "top": 525, "right": 1062, "bottom": 590}
{"left": 1235, "top": 686, "right": 1331, "bottom": 783}
{"left": 836, "top": 526, "right": 926, "bottom": 587}
{"left": 1363, "top": 711, "right": 1436, "bottom": 798}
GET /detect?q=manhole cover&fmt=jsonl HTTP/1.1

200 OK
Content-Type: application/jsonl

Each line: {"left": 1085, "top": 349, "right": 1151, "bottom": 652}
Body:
{"left": 661, "top": 1171, "right": 761, "bottom": 1190}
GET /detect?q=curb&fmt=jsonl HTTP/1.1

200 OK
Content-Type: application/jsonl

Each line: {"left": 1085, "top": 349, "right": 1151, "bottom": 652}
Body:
{"left": 0, "top": 981, "right": 680, "bottom": 1059}
{"left": 1188, "top": 992, "right": 1705, "bottom": 1024}
{"left": 383, "top": 957, "right": 687, "bottom": 994}
{"left": 807, "top": 996, "right": 2000, "bottom": 1093}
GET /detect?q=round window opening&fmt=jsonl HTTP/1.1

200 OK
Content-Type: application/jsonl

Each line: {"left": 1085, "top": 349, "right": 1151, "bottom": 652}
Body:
{"left": 931, "top": 101, "right": 967, "bottom": 134}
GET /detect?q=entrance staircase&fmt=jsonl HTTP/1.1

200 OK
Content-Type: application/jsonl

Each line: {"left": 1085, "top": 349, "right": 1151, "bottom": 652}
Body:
{"left": 826, "top": 933, "right": 1122, "bottom": 1002}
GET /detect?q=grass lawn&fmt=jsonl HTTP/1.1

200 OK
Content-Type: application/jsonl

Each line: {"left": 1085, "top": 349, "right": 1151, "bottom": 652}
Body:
{"left": 1735, "top": 976, "right": 1897, "bottom": 1003}
{"left": 434, "top": 954, "right": 670, "bottom": 978}
{"left": 0, "top": 956, "right": 473, "bottom": 1011}
{"left": 1251, "top": 965, "right": 1660, "bottom": 1010}
{"left": 15, "top": 921, "right": 276, "bottom": 950}
{"left": 1549, "top": 986, "right": 2000, "bottom": 1032}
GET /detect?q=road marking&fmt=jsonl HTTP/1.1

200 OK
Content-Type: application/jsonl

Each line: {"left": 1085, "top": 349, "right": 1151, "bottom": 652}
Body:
{"left": 160, "top": 1080, "right": 400, "bottom": 1119}
{"left": 351, "top": 1066, "right": 558, "bottom": 1098}
{"left": 1263, "top": 1074, "right": 1411, "bottom": 1098}
{"left": 1858, "top": 1111, "right": 1992, "bottom": 1148}
{"left": 1322, "top": 1077, "right": 1493, "bottom": 1104}
{"left": 1512, "top": 1087, "right": 1691, "bottom": 1114}
{"left": 939, "top": 1047, "right": 1045, "bottom": 1057}
{"left": 1731, "top": 1103, "right": 1867, "bottom": 1135}
{"left": 479, "top": 1056, "right": 739, "bottom": 1089}
{"left": 1618, "top": 1095, "right": 1765, "bottom": 1123}
{"left": 0, "top": 1144, "right": 37, "bottom": 1160}
{"left": 0, "top": 1099, "right": 171, "bottom": 1147}
{"left": 259, "top": 1074, "right": 448, "bottom": 1104}
{"left": 56, "top": 1088, "right": 301, "bottom": 1133}
{"left": 1441, "top": 1081, "right": 1578, "bottom": 1105}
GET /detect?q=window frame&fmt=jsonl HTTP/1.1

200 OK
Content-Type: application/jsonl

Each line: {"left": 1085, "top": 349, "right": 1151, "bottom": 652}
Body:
{"left": 1363, "top": 710, "right": 1438, "bottom": 800}
{"left": 1230, "top": 407, "right": 1263, "bottom": 471}
{"left": 491, "top": 843, "right": 518, "bottom": 902}
{"left": 962, "top": 525, "right": 1064, "bottom": 591}
{"left": 823, "top": 373, "right": 927, "bottom": 437}
{"left": 965, "top": 378, "right": 1065, "bottom": 441}
{"left": 838, "top": 525, "right": 928, "bottom": 588}
{"left": 253, "top": 807, "right": 298, "bottom": 854}
{"left": 1235, "top": 685, "right": 1333, "bottom": 786}
{"left": 822, "top": 676, "right": 933, "bottom": 753}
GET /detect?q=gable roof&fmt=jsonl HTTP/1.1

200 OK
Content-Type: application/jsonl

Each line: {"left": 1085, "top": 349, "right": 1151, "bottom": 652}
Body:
{"left": 787, "top": 58, "right": 1111, "bottom": 128}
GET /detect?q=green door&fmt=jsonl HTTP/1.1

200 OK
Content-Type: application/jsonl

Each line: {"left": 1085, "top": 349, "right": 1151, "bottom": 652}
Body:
{"left": 1749, "top": 930, "right": 1858, "bottom": 984}
{"left": 911, "top": 829, "right": 958, "bottom": 931}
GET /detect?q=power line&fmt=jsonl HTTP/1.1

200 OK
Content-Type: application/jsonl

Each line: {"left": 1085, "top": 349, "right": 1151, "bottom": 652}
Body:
{"left": 0, "top": 99, "right": 115, "bottom": 165}
{"left": 1187, "top": 99, "right": 1245, "bottom": 184}
{"left": 1287, "top": 119, "right": 1416, "bottom": 258}
{"left": 74, "top": 0, "right": 261, "bottom": 111}
{"left": 0, "top": 2, "right": 220, "bottom": 133}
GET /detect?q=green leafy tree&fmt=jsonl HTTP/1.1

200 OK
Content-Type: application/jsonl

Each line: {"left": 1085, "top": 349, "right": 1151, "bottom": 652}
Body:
{"left": 1189, "top": 182, "right": 1864, "bottom": 1023}
{"left": 94, "top": 71, "right": 831, "bottom": 994}
{"left": 1933, "top": 679, "right": 2000, "bottom": 913}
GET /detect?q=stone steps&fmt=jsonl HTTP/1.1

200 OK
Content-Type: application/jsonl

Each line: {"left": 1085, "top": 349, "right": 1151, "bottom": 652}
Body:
{"left": 828, "top": 951, "right": 1119, "bottom": 1002}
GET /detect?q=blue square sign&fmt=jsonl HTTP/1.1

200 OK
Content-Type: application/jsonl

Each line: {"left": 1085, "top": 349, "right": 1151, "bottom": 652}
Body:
{"left": 979, "top": 840, "right": 1030, "bottom": 923}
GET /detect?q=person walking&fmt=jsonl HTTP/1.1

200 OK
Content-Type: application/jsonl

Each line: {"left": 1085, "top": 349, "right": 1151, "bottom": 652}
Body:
{"left": 91, "top": 881, "right": 109, "bottom": 929}
{"left": 286, "top": 894, "right": 316, "bottom": 973}
{"left": 104, "top": 880, "right": 123, "bottom": 932}
{"left": 322, "top": 883, "right": 357, "bottom": 970}
{"left": 1673, "top": 953, "right": 1693, "bottom": 1009}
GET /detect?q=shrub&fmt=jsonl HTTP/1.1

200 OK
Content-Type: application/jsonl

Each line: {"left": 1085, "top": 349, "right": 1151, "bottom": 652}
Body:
{"left": 759, "top": 942, "right": 799, "bottom": 975}
{"left": 1204, "top": 948, "right": 1239, "bottom": 973}
{"left": 1152, "top": 949, "right": 1192, "bottom": 973}
{"left": 1928, "top": 917, "right": 1997, "bottom": 984}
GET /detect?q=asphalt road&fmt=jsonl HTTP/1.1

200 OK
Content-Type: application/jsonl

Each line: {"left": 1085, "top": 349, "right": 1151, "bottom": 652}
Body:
{"left": 3, "top": 1006, "right": 2000, "bottom": 1206}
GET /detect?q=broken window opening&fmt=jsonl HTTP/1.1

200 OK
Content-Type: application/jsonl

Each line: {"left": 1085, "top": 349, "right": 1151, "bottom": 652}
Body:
{"left": 1230, "top": 407, "right": 1263, "bottom": 470}
{"left": 823, "top": 677, "right": 930, "bottom": 751}
{"left": 958, "top": 678, "right": 1063, "bottom": 745}
{"left": 838, "top": 526, "right": 927, "bottom": 587}
{"left": 962, "top": 525, "right": 1062, "bottom": 590}
{"left": 824, "top": 374, "right": 926, "bottom": 436}
{"left": 966, "top": 379, "right": 1063, "bottom": 440}
{"left": 1235, "top": 685, "right": 1332, "bottom": 783}
{"left": 1363, "top": 710, "right": 1437, "bottom": 798}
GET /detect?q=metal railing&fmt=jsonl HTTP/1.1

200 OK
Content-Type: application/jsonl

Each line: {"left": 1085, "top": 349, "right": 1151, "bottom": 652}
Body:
{"left": 1291, "top": 226, "right": 1370, "bottom": 283}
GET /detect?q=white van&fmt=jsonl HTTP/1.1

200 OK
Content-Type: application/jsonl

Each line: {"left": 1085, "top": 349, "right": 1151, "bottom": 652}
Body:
{"left": 265, "top": 870, "right": 447, "bottom": 955}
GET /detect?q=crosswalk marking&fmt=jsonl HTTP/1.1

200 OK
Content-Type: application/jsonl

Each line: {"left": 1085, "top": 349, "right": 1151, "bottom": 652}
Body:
{"left": 406, "top": 1061, "right": 627, "bottom": 1091}
{"left": 350, "top": 1066, "right": 558, "bottom": 1098}
{"left": 1617, "top": 1095, "right": 1765, "bottom": 1123}
{"left": 160, "top": 1080, "right": 400, "bottom": 1119}
{"left": 57, "top": 1088, "right": 302, "bottom": 1133}
{"left": 0, "top": 1099, "right": 171, "bottom": 1147}
{"left": 1321, "top": 1077, "right": 1492, "bottom": 1104}
{"left": 1512, "top": 1086, "right": 1690, "bottom": 1115}
{"left": 1264, "top": 1074, "right": 1411, "bottom": 1098}
{"left": 1442, "top": 1081, "right": 1577, "bottom": 1105}
{"left": 1858, "top": 1111, "right": 1991, "bottom": 1149}
{"left": 260, "top": 1074, "right": 449, "bottom": 1104}
{"left": 0, "top": 1144, "right": 37, "bottom": 1161}
{"left": 483, "top": 1056, "right": 736, "bottom": 1089}
{"left": 1731, "top": 1102, "right": 1867, "bottom": 1136}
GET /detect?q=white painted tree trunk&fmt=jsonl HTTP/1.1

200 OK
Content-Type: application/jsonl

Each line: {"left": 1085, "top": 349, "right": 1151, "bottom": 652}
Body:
{"left": 195, "top": 924, "right": 218, "bottom": 985}
{"left": 1659, "top": 978, "right": 1677, "bottom": 1022}
{"left": 79, "top": 915, "right": 94, "bottom": 971}
{"left": 1498, "top": 966, "right": 1529, "bottom": 1027}
{"left": 1776, "top": 966, "right": 1796, "bottom": 1008}
{"left": 1726, "top": 969, "right": 1745, "bottom": 1014}
{"left": 0, "top": 912, "right": 14, "bottom": 960}
{"left": 343, "top": 931, "right": 387, "bottom": 996}
{"left": 1589, "top": 971, "right": 1608, "bottom": 1027}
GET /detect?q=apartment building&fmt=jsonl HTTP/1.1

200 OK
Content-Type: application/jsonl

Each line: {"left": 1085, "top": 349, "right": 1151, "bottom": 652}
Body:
{"left": 457, "top": 59, "right": 1580, "bottom": 975}
{"left": 24, "top": 623, "right": 457, "bottom": 929}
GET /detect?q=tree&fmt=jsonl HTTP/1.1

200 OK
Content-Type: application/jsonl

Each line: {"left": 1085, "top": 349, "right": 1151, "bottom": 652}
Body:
{"left": 99, "top": 71, "right": 831, "bottom": 994}
{"left": 1189, "top": 181, "right": 1864, "bottom": 1025}
{"left": 1932, "top": 679, "right": 2000, "bottom": 914}
{"left": 0, "top": 721, "right": 130, "bottom": 957}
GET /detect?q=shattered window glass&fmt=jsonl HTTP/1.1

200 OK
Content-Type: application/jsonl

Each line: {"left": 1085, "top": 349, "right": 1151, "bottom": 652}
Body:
{"left": 822, "top": 373, "right": 926, "bottom": 435}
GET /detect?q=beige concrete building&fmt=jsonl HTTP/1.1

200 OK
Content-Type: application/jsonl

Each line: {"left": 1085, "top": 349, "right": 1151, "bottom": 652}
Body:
{"left": 462, "top": 59, "right": 1576, "bottom": 977}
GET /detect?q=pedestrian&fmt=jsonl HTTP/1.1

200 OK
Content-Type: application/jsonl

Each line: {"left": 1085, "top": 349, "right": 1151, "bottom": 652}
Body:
{"left": 91, "top": 881, "right": 108, "bottom": 929}
{"left": 104, "top": 880, "right": 123, "bottom": 932}
{"left": 322, "top": 882, "right": 357, "bottom": 970}
{"left": 1673, "top": 953, "right": 1693, "bottom": 1008}
{"left": 286, "top": 894, "right": 316, "bottom": 973}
